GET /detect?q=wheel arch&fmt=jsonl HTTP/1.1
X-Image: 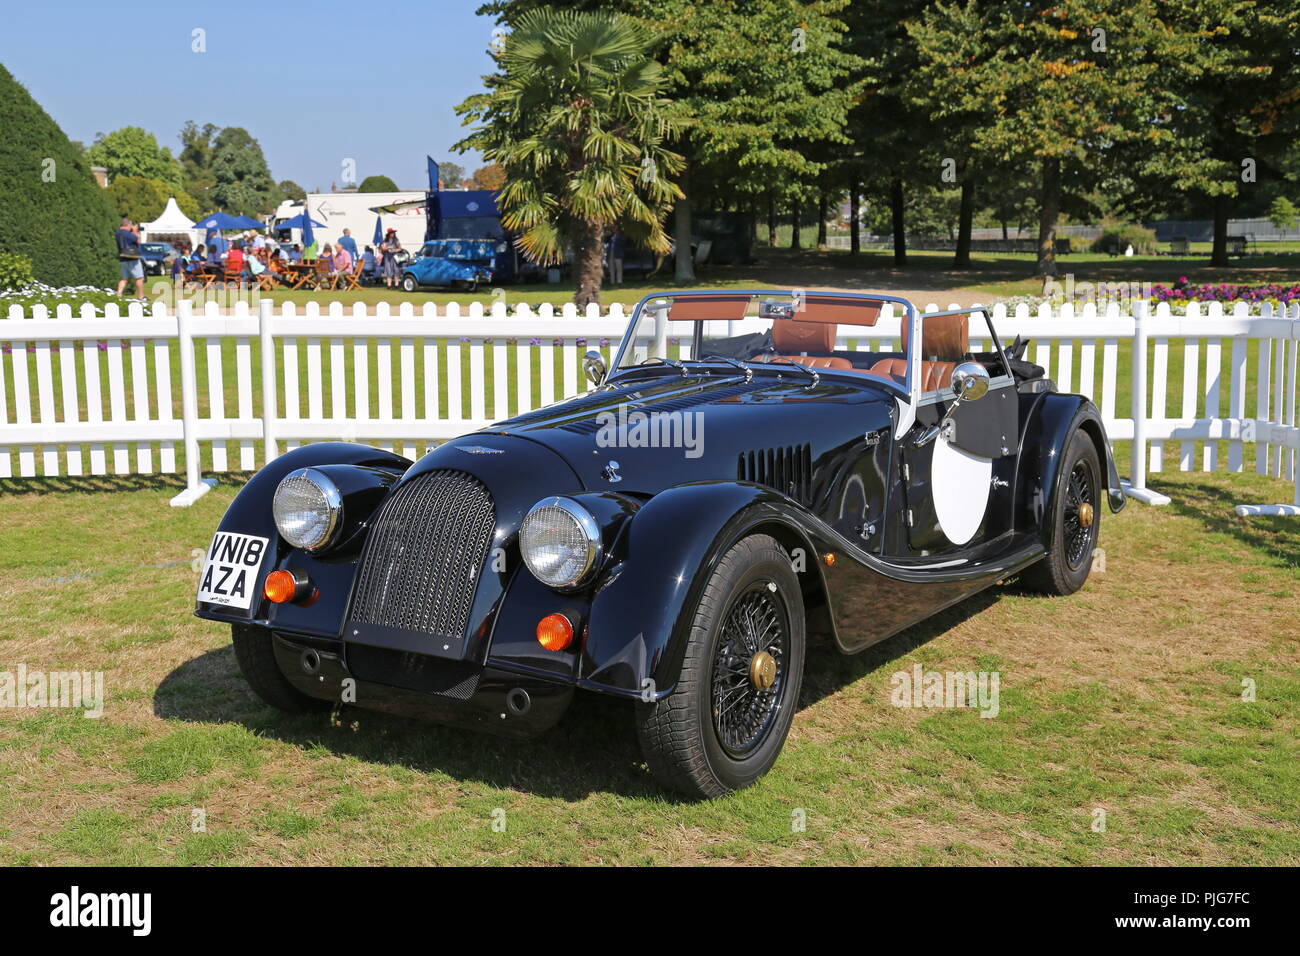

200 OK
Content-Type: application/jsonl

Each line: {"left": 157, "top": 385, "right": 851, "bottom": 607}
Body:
{"left": 580, "top": 482, "right": 833, "bottom": 700}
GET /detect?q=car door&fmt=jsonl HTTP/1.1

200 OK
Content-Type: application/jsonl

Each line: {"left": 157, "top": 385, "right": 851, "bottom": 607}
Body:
{"left": 894, "top": 311, "right": 1019, "bottom": 556}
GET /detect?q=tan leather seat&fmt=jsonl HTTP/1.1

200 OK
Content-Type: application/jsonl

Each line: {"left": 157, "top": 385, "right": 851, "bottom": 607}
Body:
{"left": 867, "top": 313, "right": 969, "bottom": 391}
{"left": 759, "top": 320, "right": 854, "bottom": 370}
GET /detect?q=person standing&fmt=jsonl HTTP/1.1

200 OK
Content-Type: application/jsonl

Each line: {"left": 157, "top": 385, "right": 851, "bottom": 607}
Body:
{"left": 114, "top": 217, "right": 146, "bottom": 300}
{"left": 379, "top": 228, "right": 402, "bottom": 288}
{"left": 337, "top": 228, "right": 359, "bottom": 261}
{"left": 607, "top": 227, "right": 626, "bottom": 285}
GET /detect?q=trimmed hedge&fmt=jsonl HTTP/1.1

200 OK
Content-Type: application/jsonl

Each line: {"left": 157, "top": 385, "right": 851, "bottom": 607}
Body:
{"left": 0, "top": 63, "right": 118, "bottom": 288}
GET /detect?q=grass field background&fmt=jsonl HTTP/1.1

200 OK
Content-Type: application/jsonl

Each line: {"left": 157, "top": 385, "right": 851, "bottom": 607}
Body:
{"left": 0, "top": 462, "right": 1296, "bottom": 865}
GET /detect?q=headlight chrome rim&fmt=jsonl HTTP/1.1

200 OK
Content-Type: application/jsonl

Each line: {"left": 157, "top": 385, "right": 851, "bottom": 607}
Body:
{"left": 272, "top": 467, "right": 343, "bottom": 552}
{"left": 520, "top": 496, "right": 602, "bottom": 589}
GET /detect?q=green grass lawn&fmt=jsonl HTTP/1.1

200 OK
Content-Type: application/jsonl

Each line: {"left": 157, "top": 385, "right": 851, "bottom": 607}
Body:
{"left": 0, "top": 465, "right": 1296, "bottom": 865}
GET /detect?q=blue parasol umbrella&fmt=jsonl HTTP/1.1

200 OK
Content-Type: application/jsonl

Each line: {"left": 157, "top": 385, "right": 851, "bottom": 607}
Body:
{"left": 277, "top": 213, "right": 327, "bottom": 231}
{"left": 197, "top": 211, "right": 246, "bottom": 231}
{"left": 372, "top": 216, "right": 384, "bottom": 246}
{"left": 301, "top": 213, "right": 317, "bottom": 260}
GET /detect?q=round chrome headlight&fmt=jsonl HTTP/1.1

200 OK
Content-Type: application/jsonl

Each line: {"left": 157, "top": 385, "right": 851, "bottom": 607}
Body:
{"left": 272, "top": 467, "right": 342, "bottom": 551}
{"left": 520, "top": 497, "right": 602, "bottom": 589}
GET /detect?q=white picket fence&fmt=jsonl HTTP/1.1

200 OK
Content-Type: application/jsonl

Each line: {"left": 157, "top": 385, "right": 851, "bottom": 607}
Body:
{"left": 0, "top": 298, "right": 1296, "bottom": 514}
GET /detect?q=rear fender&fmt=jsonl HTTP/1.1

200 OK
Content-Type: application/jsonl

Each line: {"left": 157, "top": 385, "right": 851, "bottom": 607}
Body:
{"left": 581, "top": 482, "right": 832, "bottom": 699}
{"left": 1017, "top": 394, "right": 1125, "bottom": 545}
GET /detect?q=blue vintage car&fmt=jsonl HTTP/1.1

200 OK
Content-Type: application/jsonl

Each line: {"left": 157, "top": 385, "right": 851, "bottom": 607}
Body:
{"left": 399, "top": 239, "right": 497, "bottom": 292}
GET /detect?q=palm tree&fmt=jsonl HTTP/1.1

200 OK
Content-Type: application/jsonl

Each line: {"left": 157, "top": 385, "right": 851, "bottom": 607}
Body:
{"left": 456, "top": 10, "right": 685, "bottom": 309}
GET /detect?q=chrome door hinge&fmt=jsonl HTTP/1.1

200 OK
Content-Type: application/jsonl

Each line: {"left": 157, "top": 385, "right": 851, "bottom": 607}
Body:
{"left": 906, "top": 509, "right": 914, "bottom": 528}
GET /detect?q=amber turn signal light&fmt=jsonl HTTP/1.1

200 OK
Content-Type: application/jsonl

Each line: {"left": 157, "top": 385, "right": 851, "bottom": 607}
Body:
{"left": 536, "top": 613, "right": 575, "bottom": 651}
{"left": 264, "top": 569, "right": 305, "bottom": 604}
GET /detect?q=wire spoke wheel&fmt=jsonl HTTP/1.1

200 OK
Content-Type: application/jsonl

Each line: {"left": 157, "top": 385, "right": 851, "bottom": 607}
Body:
{"left": 710, "top": 582, "right": 789, "bottom": 758}
{"left": 1062, "top": 459, "right": 1096, "bottom": 569}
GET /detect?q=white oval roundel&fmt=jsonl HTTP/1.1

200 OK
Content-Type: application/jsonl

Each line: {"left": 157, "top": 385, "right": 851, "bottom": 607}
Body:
{"left": 931, "top": 435, "right": 992, "bottom": 545}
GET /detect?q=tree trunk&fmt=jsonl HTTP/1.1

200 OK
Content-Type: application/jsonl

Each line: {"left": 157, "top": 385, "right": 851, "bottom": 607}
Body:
{"left": 890, "top": 177, "right": 906, "bottom": 266}
{"left": 1211, "top": 193, "right": 1230, "bottom": 266}
{"left": 816, "top": 189, "right": 828, "bottom": 248}
{"left": 1001, "top": 220, "right": 1008, "bottom": 241}
{"left": 1035, "top": 157, "right": 1061, "bottom": 277}
{"left": 767, "top": 194, "right": 778, "bottom": 247}
{"left": 790, "top": 200, "right": 802, "bottom": 250}
{"left": 674, "top": 174, "right": 695, "bottom": 282}
{"left": 954, "top": 168, "right": 976, "bottom": 269}
{"left": 849, "top": 180, "right": 861, "bottom": 255}
{"left": 573, "top": 219, "right": 605, "bottom": 311}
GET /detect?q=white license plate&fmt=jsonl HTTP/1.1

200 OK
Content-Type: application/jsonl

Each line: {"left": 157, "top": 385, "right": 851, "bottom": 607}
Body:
{"left": 197, "top": 532, "right": 270, "bottom": 609}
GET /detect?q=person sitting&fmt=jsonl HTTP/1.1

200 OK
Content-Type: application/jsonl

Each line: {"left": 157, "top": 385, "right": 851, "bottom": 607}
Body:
{"left": 319, "top": 244, "right": 335, "bottom": 272}
{"left": 188, "top": 245, "right": 210, "bottom": 275}
{"left": 333, "top": 244, "right": 353, "bottom": 276}
{"left": 225, "top": 242, "right": 245, "bottom": 278}
{"left": 288, "top": 244, "right": 303, "bottom": 264}
{"left": 266, "top": 248, "right": 293, "bottom": 286}
{"left": 361, "top": 245, "right": 377, "bottom": 279}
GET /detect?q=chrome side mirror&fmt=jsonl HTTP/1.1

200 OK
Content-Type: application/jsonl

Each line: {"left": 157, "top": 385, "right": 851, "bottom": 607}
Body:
{"left": 583, "top": 349, "right": 607, "bottom": 386}
{"left": 914, "top": 362, "right": 991, "bottom": 447}
{"left": 951, "top": 362, "right": 990, "bottom": 402}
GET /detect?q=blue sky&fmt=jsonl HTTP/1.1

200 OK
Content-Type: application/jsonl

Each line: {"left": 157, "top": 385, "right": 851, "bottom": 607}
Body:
{"left": 1, "top": 0, "right": 499, "bottom": 192}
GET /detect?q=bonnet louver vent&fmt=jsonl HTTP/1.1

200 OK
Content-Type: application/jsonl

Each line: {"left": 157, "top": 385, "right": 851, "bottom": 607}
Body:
{"left": 738, "top": 444, "right": 813, "bottom": 506}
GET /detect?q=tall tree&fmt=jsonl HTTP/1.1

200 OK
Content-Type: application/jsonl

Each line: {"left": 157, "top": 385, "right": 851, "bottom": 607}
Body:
{"left": 439, "top": 161, "right": 466, "bottom": 188}
{"left": 1120, "top": 0, "right": 1300, "bottom": 264}
{"left": 86, "top": 126, "right": 182, "bottom": 188}
{"left": 358, "top": 174, "right": 400, "bottom": 192}
{"left": 908, "top": 0, "right": 1196, "bottom": 275}
{"left": 278, "top": 180, "right": 307, "bottom": 202}
{"left": 208, "top": 127, "right": 280, "bottom": 216}
{"left": 178, "top": 121, "right": 219, "bottom": 205}
{"left": 456, "top": 9, "right": 684, "bottom": 308}
{"left": 470, "top": 163, "right": 507, "bottom": 189}
{"left": 478, "top": 0, "right": 863, "bottom": 280}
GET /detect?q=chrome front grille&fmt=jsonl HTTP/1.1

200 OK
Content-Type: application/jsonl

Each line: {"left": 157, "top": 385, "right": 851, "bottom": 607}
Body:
{"left": 349, "top": 470, "right": 495, "bottom": 640}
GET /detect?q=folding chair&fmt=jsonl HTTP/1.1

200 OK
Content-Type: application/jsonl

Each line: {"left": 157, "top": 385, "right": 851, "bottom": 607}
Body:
{"left": 338, "top": 260, "right": 365, "bottom": 291}
{"left": 313, "top": 260, "right": 336, "bottom": 291}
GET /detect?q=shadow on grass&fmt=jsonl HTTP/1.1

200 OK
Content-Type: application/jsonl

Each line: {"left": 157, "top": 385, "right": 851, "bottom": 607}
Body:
{"left": 1159, "top": 476, "right": 1300, "bottom": 571}
{"left": 0, "top": 474, "right": 188, "bottom": 496}
{"left": 155, "top": 589, "right": 1000, "bottom": 801}
{"left": 0, "top": 472, "right": 256, "bottom": 497}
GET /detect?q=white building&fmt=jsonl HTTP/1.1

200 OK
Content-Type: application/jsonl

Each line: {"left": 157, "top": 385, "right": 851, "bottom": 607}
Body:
{"left": 271, "top": 191, "right": 429, "bottom": 253}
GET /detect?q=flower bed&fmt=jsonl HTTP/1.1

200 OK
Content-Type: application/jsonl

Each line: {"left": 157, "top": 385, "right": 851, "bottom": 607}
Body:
{"left": 0, "top": 282, "right": 119, "bottom": 316}
{"left": 1150, "top": 277, "right": 1300, "bottom": 308}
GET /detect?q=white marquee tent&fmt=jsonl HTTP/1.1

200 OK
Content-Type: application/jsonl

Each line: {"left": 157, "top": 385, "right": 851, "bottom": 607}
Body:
{"left": 141, "top": 198, "right": 202, "bottom": 249}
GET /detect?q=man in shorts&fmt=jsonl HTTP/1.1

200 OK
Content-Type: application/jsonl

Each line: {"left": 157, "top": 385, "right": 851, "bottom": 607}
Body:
{"left": 115, "top": 217, "right": 146, "bottom": 300}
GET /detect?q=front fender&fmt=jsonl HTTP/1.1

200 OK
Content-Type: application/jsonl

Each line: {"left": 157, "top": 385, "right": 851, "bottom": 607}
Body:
{"left": 581, "top": 482, "right": 827, "bottom": 699}
{"left": 194, "top": 443, "right": 411, "bottom": 632}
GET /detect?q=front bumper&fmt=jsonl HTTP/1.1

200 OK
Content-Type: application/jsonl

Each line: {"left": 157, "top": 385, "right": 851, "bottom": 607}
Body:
{"left": 270, "top": 630, "right": 573, "bottom": 739}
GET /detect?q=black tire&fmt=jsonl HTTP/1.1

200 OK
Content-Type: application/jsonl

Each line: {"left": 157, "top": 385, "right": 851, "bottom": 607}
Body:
{"left": 462, "top": 278, "right": 479, "bottom": 293}
{"left": 1021, "top": 428, "right": 1102, "bottom": 596}
{"left": 230, "top": 624, "right": 327, "bottom": 713}
{"left": 400, "top": 273, "right": 419, "bottom": 293}
{"left": 636, "top": 534, "right": 805, "bottom": 798}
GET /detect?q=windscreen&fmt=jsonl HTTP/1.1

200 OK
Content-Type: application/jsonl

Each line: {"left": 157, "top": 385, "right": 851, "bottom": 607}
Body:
{"left": 614, "top": 293, "right": 899, "bottom": 383}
